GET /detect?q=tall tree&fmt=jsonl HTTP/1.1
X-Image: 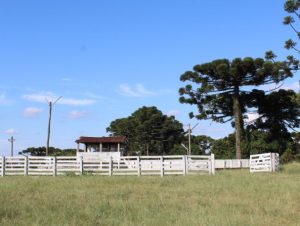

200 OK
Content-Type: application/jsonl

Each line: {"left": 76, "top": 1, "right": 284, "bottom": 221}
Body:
{"left": 107, "top": 106, "right": 184, "bottom": 155}
{"left": 247, "top": 89, "right": 300, "bottom": 154}
{"left": 191, "top": 135, "right": 214, "bottom": 155}
{"left": 179, "top": 57, "right": 292, "bottom": 159}
{"left": 283, "top": 0, "right": 300, "bottom": 55}
{"left": 266, "top": 1, "right": 300, "bottom": 73}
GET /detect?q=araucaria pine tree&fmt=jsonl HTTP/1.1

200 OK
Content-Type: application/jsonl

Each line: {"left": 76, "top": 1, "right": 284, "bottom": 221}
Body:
{"left": 179, "top": 57, "right": 292, "bottom": 159}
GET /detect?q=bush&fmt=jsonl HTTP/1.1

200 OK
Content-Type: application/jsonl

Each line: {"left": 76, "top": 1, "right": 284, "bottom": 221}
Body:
{"left": 294, "top": 153, "right": 300, "bottom": 163}
{"left": 280, "top": 149, "right": 294, "bottom": 164}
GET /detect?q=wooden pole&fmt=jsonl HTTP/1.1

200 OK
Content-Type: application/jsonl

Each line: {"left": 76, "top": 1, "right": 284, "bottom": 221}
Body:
{"left": 46, "top": 96, "right": 62, "bottom": 156}
{"left": 8, "top": 136, "right": 15, "bottom": 157}
{"left": 188, "top": 124, "right": 191, "bottom": 155}
{"left": 46, "top": 101, "right": 52, "bottom": 156}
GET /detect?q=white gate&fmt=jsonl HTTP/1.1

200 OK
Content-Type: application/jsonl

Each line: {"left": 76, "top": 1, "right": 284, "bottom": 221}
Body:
{"left": 250, "top": 153, "right": 279, "bottom": 173}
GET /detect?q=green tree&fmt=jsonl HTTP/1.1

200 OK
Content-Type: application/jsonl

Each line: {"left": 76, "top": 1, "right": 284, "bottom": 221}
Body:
{"left": 191, "top": 135, "right": 214, "bottom": 155}
{"left": 283, "top": 0, "right": 300, "bottom": 54}
{"left": 19, "top": 147, "right": 77, "bottom": 156}
{"left": 179, "top": 57, "right": 292, "bottom": 159}
{"left": 211, "top": 134, "right": 236, "bottom": 159}
{"left": 265, "top": 1, "right": 299, "bottom": 75}
{"left": 107, "top": 106, "right": 184, "bottom": 155}
{"left": 246, "top": 89, "right": 300, "bottom": 154}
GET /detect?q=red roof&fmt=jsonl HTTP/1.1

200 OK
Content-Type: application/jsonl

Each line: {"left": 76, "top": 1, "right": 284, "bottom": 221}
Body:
{"left": 75, "top": 136, "right": 126, "bottom": 144}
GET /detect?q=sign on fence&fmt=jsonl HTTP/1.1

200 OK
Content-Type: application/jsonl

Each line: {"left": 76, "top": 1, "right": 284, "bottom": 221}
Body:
{"left": 0, "top": 154, "right": 215, "bottom": 177}
{"left": 250, "top": 153, "right": 279, "bottom": 173}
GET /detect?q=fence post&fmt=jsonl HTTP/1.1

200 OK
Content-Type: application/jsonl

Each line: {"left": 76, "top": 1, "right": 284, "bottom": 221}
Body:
{"left": 1, "top": 157, "right": 5, "bottom": 177}
{"left": 24, "top": 156, "right": 28, "bottom": 176}
{"left": 137, "top": 156, "right": 141, "bottom": 177}
{"left": 271, "top": 153, "right": 275, "bottom": 172}
{"left": 53, "top": 157, "right": 57, "bottom": 176}
{"left": 186, "top": 155, "right": 189, "bottom": 175}
{"left": 160, "top": 156, "right": 164, "bottom": 177}
{"left": 211, "top": 154, "right": 215, "bottom": 175}
{"left": 182, "top": 155, "right": 187, "bottom": 176}
{"left": 109, "top": 157, "right": 113, "bottom": 176}
{"left": 79, "top": 156, "right": 83, "bottom": 175}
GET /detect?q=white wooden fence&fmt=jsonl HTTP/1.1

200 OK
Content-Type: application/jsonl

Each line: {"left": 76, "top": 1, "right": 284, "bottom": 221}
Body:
{"left": 0, "top": 154, "right": 215, "bottom": 177}
{"left": 215, "top": 159, "right": 249, "bottom": 169}
{"left": 250, "top": 153, "right": 279, "bottom": 173}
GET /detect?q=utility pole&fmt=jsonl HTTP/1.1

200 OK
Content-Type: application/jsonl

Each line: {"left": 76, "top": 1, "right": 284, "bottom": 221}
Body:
{"left": 46, "top": 96, "right": 62, "bottom": 156}
{"left": 188, "top": 124, "right": 191, "bottom": 156}
{"left": 8, "top": 136, "right": 15, "bottom": 157}
{"left": 182, "top": 123, "right": 198, "bottom": 155}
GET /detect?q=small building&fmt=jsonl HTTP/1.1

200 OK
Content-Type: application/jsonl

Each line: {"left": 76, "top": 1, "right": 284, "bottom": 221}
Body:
{"left": 75, "top": 136, "right": 126, "bottom": 160}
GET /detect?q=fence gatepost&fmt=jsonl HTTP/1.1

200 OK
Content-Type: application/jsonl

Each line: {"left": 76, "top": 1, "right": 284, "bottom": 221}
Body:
{"left": 24, "top": 156, "right": 28, "bottom": 176}
{"left": 160, "top": 156, "right": 164, "bottom": 177}
{"left": 137, "top": 156, "right": 141, "bottom": 177}
{"left": 271, "top": 153, "right": 276, "bottom": 172}
{"left": 186, "top": 155, "right": 189, "bottom": 175}
{"left": 79, "top": 156, "right": 83, "bottom": 175}
{"left": 211, "top": 154, "right": 215, "bottom": 175}
{"left": 109, "top": 157, "right": 113, "bottom": 176}
{"left": 182, "top": 155, "right": 187, "bottom": 176}
{"left": 1, "top": 157, "right": 5, "bottom": 177}
{"left": 53, "top": 157, "right": 57, "bottom": 176}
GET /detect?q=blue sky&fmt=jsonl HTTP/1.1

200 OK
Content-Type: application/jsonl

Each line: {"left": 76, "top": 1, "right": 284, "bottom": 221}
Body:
{"left": 0, "top": 0, "right": 299, "bottom": 156}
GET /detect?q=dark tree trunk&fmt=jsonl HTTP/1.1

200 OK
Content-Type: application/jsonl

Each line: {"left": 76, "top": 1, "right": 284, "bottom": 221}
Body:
{"left": 233, "top": 87, "right": 243, "bottom": 159}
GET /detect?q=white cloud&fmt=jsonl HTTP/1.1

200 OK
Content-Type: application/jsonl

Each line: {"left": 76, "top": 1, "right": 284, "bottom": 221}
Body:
{"left": 61, "top": 77, "right": 72, "bottom": 82}
{"left": 0, "top": 93, "right": 9, "bottom": 105}
{"left": 166, "top": 110, "right": 180, "bottom": 117}
{"left": 68, "top": 110, "right": 88, "bottom": 119}
{"left": 22, "top": 92, "right": 97, "bottom": 106}
{"left": 84, "top": 92, "right": 104, "bottom": 100}
{"left": 23, "top": 107, "right": 43, "bottom": 118}
{"left": 60, "top": 98, "right": 96, "bottom": 106}
{"left": 4, "top": 128, "right": 17, "bottom": 135}
{"left": 244, "top": 113, "right": 260, "bottom": 124}
{"left": 118, "top": 84, "right": 156, "bottom": 97}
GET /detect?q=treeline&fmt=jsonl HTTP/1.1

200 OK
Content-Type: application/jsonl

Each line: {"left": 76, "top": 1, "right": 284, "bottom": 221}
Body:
{"left": 19, "top": 147, "right": 78, "bottom": 156}
{"left": 107, "top": 106, "right": 300, "bottom": 163}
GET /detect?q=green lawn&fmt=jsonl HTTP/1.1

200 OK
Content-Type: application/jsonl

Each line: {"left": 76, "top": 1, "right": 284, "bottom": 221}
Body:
{"left": 0, "top": 163, "right": 299, "bottom": 226}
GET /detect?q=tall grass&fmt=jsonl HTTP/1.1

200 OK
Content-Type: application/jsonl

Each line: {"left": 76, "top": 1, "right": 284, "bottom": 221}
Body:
{"left": 0, "top": 164, "right": 299, "bottom": 226}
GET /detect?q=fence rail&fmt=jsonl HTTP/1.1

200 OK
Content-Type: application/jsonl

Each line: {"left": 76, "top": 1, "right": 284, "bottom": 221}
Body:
{"left": 215, "top": 159, "right": 249, "bottom": 169}
{"left": 0, "top": 154, "right": 215, "bottom": 177}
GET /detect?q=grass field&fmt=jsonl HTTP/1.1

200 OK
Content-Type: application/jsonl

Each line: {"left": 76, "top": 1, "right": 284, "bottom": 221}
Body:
{"left": 0, "top": 163, "right": 299, "bottom": 226}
